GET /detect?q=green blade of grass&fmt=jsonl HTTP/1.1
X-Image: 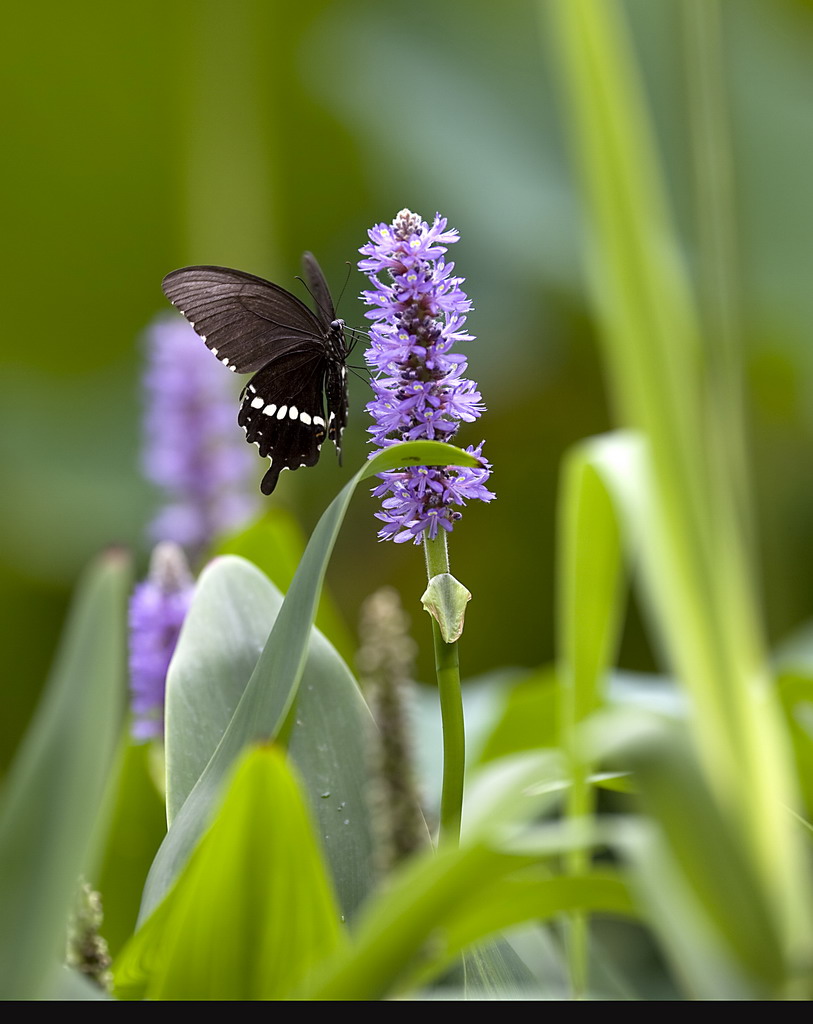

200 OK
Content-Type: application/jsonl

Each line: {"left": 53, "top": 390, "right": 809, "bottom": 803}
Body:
{"left": 215, "top": 506, "right": 356, "bottom": 664}
{"left": 556, "top": 437, "right": 624, "bottom": 995}
{"left": 305, "top": 752, "right": 634, "bottom": 1000}
{"left": 557, "top": 440, "right": 625, "bottom": 732}
{"left": 547, "top": 0, "right": 812, "bottom": 980}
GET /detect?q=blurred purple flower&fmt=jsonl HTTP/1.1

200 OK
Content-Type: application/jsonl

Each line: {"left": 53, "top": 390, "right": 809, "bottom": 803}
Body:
{"left": 128, "top": 542, "right": 194, "bottom": 741}
{"left": 359, "top": 209, "right": 494, "bottom": 544}
{"left": 142, "top": 316, "right": 258, "bottom": 554}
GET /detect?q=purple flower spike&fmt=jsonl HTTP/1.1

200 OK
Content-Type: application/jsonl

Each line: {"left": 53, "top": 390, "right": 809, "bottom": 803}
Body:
{"left": 128, "top": 542, "right": 195, "bottom": 741}
{"left": 359, "top": 210, "right": 494, "bottom": 544}
{"left": 142, "top": 316, "right": 258, "bottom": 554}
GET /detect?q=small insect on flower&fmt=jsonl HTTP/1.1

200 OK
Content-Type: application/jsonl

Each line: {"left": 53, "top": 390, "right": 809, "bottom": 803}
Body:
{"left": 360, "top": 210, "right": 495, "bottom": 544}
{"left": 161, "top": 254, "right": 350, "bottom": 495}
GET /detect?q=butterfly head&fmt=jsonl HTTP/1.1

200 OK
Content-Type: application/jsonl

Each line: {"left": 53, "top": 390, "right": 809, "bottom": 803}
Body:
{"left": 328, "top": 318, "right": 349, "bottom": 360}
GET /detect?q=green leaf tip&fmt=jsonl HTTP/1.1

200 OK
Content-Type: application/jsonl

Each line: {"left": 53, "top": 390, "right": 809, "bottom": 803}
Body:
{"left": 114, "top": 744, "right": 344, "bottom": 1001}
{"left": 421, "top": 572, "right": 471, "bottom": 643}
{"left": 361, "top": 440, "right": 480, "bottom": 481}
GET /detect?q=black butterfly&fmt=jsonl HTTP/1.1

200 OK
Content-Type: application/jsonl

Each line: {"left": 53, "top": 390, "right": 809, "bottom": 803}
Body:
{"left": 162, "top": 253, "right": 349, "bottom": 495}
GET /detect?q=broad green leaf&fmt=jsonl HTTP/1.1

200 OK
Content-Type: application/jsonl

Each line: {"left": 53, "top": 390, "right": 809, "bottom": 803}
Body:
{"left": 139, "top": 441, "right": 479, "bottom": 922}
{"left": 0, "top": 551, "right": 129, "bottom": 1000}
{"left": 164, "top": 556, "right": 278, "bottom": 824}
{"left": 439, "top": 871, "right": 635, "bottom": 974}
{"left": 215, "top": 506, "right": 356, "bottom": 664}
{"left": 114, "top": 745, "right": 343, "bottom": 1001}
{"left": 164, "top": 555, "right": 376, "bottom": 919}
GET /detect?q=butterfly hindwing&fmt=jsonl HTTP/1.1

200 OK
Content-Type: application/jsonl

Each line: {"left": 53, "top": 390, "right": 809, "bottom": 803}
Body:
{"left": 325, "top": 361, "right": 348, "bottom": 462}
{"left": 238, "top": 350, "right": 331, "bottom": 495}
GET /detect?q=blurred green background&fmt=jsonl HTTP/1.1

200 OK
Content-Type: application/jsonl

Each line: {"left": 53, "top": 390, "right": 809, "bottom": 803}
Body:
{"left": 3, "top": 0, "right": 813, "bottom": 769}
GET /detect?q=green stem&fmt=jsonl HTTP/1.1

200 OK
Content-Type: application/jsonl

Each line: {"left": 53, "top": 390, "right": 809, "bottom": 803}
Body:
{"left": 563, "top": 758, "right": 594, "bottom": 998}
{"left": 423, "top": 532, "right": 465, "bottom": 848}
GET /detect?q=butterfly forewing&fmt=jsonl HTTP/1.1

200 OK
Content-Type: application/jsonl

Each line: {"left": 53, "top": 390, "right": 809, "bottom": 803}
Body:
{"left": 162, "top": 265, "right": 325, "bottom": 374}
{"left": 161, "top": 256, "right": 350, "bottom": 495}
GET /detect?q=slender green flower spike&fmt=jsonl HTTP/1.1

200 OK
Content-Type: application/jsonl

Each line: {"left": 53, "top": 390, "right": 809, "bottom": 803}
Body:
{"left": 357, "top": 587, "right": 428, "bottom": 871}
{"left": 65, "top": 880, "right": 112, "bottom": 993}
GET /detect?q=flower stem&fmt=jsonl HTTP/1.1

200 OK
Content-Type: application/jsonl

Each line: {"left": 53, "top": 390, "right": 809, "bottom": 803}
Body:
{"left": 424, "top": 531, "right": 465, "bottom": 848}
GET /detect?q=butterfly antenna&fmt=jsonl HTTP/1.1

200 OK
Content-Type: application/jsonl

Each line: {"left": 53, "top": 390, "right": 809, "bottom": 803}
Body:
{"left": 294, "top": 274, "right": 327, "bottom": 318}
{"left": 334, "top": 260, "right": 356, "bottom": 312}
{"left": 296, "top": 254, "right": 353, "bottom": 322}
{"left": 295, "top": 254, "right": 368, "bottom": 360}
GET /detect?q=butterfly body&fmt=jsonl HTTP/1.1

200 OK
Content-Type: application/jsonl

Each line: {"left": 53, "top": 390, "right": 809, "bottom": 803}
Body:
{"left": 162, "top": 254, "right": 349, "bottom": 494}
